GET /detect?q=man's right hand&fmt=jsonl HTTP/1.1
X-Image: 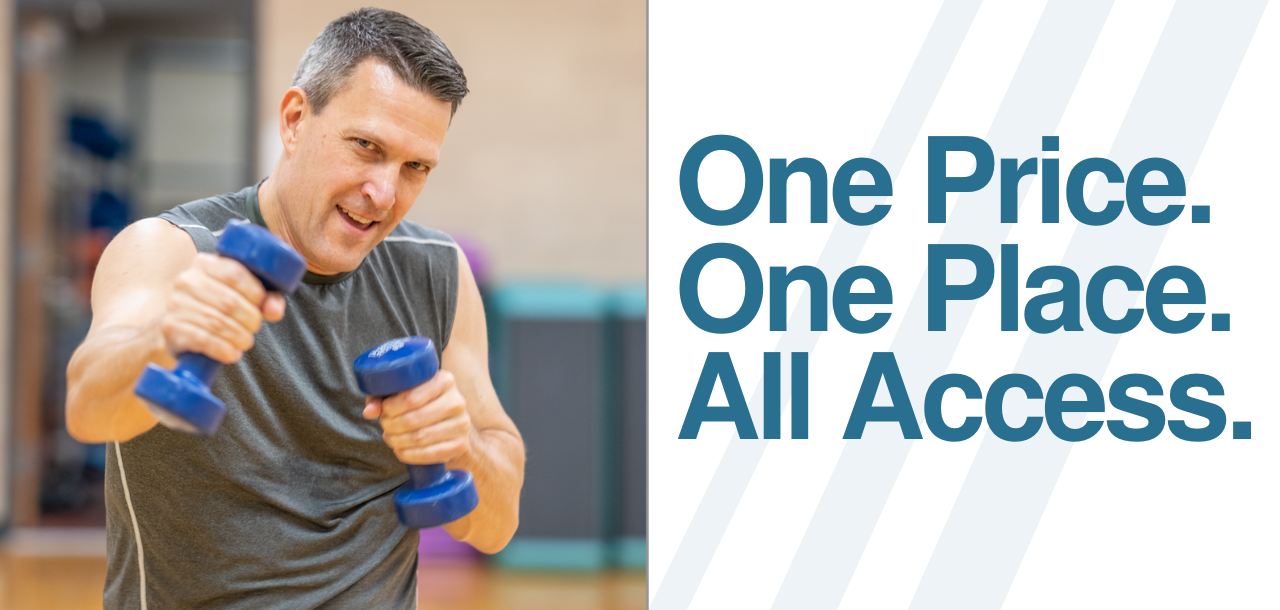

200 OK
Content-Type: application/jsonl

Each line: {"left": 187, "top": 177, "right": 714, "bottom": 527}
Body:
{"left": 162, "top": 253, "right": 287, "bottom": 364}
{"left": 66, "top": 218, "right": 287, "bottom": 443}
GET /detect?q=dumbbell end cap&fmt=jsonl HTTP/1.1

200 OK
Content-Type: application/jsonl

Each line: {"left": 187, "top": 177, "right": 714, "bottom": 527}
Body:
{"left": 353, "top": 337, "right": 438, "bottom": 397}
{"left": 216, "top": 220, "right": 307, "bottom": 294}
{"left": 135, "top": 363, "right": 227, "bottom": 436}
{"left": 394, "top": 469, "right": 479, "bottom": 529}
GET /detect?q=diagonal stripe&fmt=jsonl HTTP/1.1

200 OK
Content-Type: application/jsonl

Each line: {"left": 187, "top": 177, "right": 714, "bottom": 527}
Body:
{"left": 770, "top": 1, "right": 1115, "bottom": 607}
{"left": 650, "top": 1, "right": 985, "bottom": 607}
{"left": 908, "top": 2, "right": 1269, "bottom": 608}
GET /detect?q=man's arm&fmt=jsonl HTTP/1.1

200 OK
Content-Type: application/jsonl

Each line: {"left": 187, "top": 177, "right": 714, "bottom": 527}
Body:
{"left": 66, "top": 219, "right": 285, "bottom": 443}
{"left": 368, "top": 250, "right": 525, "bottom": 553}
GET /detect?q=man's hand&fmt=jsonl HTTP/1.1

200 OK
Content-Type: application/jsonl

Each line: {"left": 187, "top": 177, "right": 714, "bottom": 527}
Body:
{"left": 162, "top": 253, "right": 288, "bottom": 364}
{"left": 66, "top": 219, "right": 295, "bottom": 444}
{"left": 363, "top": 369, "right": 473, "bottom": 464}
{"left": 367, "top": 249, "right": 522, "bottom": 554}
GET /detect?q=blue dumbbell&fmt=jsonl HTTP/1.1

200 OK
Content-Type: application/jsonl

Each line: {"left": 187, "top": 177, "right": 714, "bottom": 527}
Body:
{"left": 353, "top": 337, "right": 480, "bottom": 528}
{"left": 134, "top": 220, "right": 306, "bottom": 436}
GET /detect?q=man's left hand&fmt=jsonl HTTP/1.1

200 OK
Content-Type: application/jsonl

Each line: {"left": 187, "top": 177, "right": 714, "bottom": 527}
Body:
{"left": 363, "top": 369, "right": 473, "bottom": 464}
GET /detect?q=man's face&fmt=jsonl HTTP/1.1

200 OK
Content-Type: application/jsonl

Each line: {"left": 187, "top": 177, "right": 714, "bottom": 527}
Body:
{"left": 278, "top": 59, "right": 453, "bottom": 274}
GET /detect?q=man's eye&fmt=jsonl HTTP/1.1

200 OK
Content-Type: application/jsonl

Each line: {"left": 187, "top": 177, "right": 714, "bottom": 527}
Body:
{"left": 356, "top": 138, "right": 373, "bottom": 148}
{"left": 407, "top": 162, "right": 426, "bottom": 171}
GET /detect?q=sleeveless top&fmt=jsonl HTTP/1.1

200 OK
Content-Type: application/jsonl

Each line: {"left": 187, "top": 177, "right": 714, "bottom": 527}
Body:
{"left": 103, "top": 184, "right": 459, "bottom": 609}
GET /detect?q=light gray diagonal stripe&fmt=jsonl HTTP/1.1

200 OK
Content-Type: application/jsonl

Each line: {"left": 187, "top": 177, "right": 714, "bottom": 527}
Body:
{"left": 650, "top": 1, "right": 984, "bottom": 607}
{"left": 909, "top": 2, "right": 1269, "bottom": 608}
{"left": 771, "top": 2, "right": 1114, "bottom": 608}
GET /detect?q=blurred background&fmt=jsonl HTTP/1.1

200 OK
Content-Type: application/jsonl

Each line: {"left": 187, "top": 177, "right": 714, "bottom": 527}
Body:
{"left": 0, "top": 0, "right": 645, "bottom": 608}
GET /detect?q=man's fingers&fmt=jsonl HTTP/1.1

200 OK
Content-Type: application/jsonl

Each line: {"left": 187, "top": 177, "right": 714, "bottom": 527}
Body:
{"left": 363, "top": 396, "right": 383, "bottom": 419}
{"left": 178, "top": 268, "right": 264, "bottom": 334}
{"left": 168, "top": 291, "right": 255, "bottom": 352}
{"left": 159, "top": 315, "right": 244, "bottom": 364}
{"left": 191, "top": 254, "right": 269, "bottom": 331}
{"left": 158, "top": 252, "right": 288, "bottom": 366}
{"left": 368, "top": 370, "right": 469, "bottom": 464}
{"left": 393, "top": 439, "right": 469, "bottom": 465}
{"left": 379, "top": 370, "right": 455, "bottom": 419}
{"left": 261, "top": 293, "right": 287, "bottom": 322}
{"left": 208, "top": 282, "right": 264, "bottom": 334}
{"left": 165, "top": 259, "right": 264, "bottom": 363}
{"left": 384, "top": 420, "right": 471, "bottom": 464}
{"left": 198, "top": 254, "right": 267, "bottom": 306}
{"left": 379, "top": 391, "right": 465, "bottom": 435}
{"left": 383, "top": 415, "right": 469, "bottom": 449}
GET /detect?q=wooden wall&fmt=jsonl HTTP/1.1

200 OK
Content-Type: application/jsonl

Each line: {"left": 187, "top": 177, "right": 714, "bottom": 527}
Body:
{"left": 257, "top": 1, "right": 646, "bottom": 283}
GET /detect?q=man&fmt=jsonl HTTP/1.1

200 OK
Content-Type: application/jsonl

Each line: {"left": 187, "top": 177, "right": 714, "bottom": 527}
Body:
{"left": 65, "top": 8, "right": 524, "bottom": 608}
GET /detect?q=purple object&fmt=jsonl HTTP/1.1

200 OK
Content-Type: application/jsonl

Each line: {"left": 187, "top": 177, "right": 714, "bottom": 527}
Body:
{"left": 451, "top": 234, "right": 490, "bottom": 288}
{"left": 418, "top": 526, "right": 480, "bottom": 563}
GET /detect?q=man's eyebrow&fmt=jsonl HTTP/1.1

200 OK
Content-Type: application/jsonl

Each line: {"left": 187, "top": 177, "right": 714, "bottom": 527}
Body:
{"left": 344, "top": 127, "right": 438, "bottom": 167}
{"left": 344, "top": 128, "right": 381, "bottom": 144}
{"left": 408, "top": 145, "right": 440, "bottom": 169}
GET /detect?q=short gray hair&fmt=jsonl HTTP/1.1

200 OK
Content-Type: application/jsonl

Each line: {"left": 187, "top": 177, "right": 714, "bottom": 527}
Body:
{"left": 292, "top": 7, "right": 468, "bottom": 115}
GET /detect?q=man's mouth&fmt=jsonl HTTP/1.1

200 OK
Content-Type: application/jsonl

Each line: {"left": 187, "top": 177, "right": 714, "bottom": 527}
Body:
{"left": 338, "top": 206, "right": 376, "bottom": 230}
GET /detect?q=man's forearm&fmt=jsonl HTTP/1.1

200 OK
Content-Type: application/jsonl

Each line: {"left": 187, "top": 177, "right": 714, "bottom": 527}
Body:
{"left": 443, "top": 426, "right": 526, "bottom": 553}
{"left": 66, "top": 323, "right": 171, "bottom": 443}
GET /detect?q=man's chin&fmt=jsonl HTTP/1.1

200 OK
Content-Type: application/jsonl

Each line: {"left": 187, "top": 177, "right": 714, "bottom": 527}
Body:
{"left": 306, "top": 260, "right": 364, "bottom": 276}
{"left": 304, "top": 242, "right": 373, "bottom": 276}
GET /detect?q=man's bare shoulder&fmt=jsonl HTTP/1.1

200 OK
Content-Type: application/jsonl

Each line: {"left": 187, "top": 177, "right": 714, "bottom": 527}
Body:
{"left": 91, "top": 219, "right": 198, "bottom": 322}
{"left": 101, "top": 218, "right": 197, "bottom": 273}
{"left": 114, "top": 217, "right": 193, "bottom": 247}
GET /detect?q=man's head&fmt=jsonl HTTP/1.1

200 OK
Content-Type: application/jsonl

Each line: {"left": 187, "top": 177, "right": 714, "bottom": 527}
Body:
{"left": 265, "top": 8, "right": 467, "bottom": 275}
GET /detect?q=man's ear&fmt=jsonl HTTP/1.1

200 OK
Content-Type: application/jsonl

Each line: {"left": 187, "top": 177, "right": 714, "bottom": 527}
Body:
{"left": 279, "top": 87, "right": 310, "bottom": 157}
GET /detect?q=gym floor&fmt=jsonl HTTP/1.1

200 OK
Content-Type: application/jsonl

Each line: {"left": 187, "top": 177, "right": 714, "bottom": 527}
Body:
{"left": 0, "top": 544, "right": 646, "bottom": 610}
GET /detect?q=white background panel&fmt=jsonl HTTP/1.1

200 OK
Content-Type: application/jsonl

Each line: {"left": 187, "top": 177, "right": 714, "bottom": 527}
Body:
{"left": 649, "top": 1, "right": 1278, "bottom": 607}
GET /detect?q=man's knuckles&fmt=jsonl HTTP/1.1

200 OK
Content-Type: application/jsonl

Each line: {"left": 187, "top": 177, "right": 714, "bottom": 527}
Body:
{"left": 166, "top": 295, "right": 255, "bottom": 345}
{"left": 405, "top": 369, "right": 456, "bottom": 404}
{"left": 193, "top": 254, "right": 267, "bottom": 305}
{"left": 382, "top": 389, "right": 466, "bottom": 425}
{"left": 384, "top": 383, "right": 452, "bottom": 418}
{"left": 171, "top": 270, "right": 263, "bottom": 330}
{"left": 383, "top": 415, "right": 470, "bottom": 447}
{"left": 393, "top": 437, "right": 469, "bottom": 464}
{"left": 159, "top": 313, "right": 249, "bottom": 362}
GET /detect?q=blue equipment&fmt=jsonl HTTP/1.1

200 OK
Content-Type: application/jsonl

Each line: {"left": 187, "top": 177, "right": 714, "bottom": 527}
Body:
{"left": 353, "top": 336, "right": 480, "bottom": 528}
{"left": 134, "top": 220, "right": 306, "bottom": 436}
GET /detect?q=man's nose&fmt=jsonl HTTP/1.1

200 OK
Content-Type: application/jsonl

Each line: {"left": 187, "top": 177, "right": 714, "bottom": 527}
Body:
{"left": 362, "top": 165, "right": 398, "bottom": 210}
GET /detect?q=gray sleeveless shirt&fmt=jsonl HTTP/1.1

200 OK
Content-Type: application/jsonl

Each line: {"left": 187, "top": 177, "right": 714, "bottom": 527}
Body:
{"left": 104, "top": 185, "right": 459, "bottom": 609}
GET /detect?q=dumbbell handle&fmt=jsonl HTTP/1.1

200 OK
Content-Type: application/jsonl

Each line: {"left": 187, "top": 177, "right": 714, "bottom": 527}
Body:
{"left": 167, "top": 243, "right": 283, "bottom": 386}
{"left": 408, "top": 463, "right": 447, "bottom": 488}
{"left": 353, "top": 336, "right": 479, "bottom": 528}
{"left": 154, "top": 252, "right": 280, "bottom": 398}
{"left": 172, "top": 352, "right": 222, "bottom": 388}
{"left": 135, "top": 220, "right": 306, "bottom": 436}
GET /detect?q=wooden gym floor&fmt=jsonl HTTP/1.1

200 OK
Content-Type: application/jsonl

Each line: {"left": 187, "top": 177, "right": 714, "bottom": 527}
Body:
{"left": 0, "top": 531, "right": 646, "bottom": 610}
